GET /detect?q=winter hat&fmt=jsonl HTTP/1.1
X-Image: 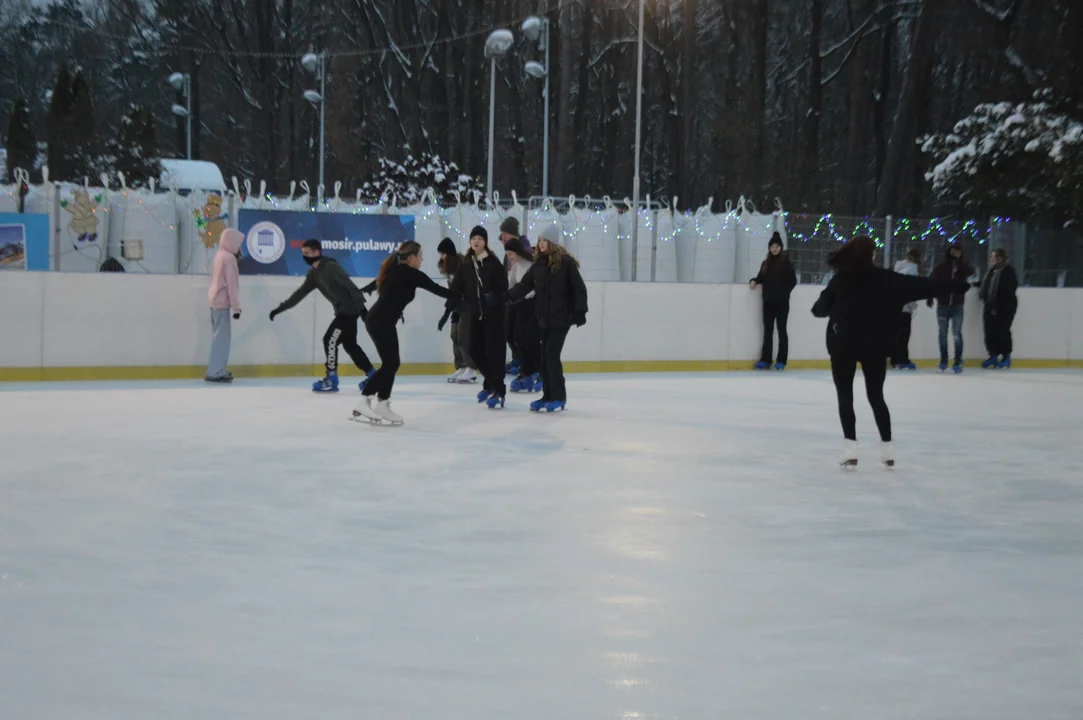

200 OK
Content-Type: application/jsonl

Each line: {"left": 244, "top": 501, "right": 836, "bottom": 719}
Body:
{"left": 768, "top": 232, "right": 783, "bottom": 249}
{"left": 500, "top": 216, "right": 520, "bottom": 236}
{"left": 469, "top": 225, "right": 489, "bottom": 246}
{"left": 536, "top": 223, "right": 562, "bottom": 244}
{"left": 437, "top": 237, "right": 457, "bottom": 256}
{"left": 503, "top": 237, "right": 530, "bottom": 260}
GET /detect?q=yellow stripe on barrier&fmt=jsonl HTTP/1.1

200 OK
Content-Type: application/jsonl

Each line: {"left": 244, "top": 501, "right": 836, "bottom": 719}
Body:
{"left": 1, "top": 359, "right": 1081, "bottom": 382}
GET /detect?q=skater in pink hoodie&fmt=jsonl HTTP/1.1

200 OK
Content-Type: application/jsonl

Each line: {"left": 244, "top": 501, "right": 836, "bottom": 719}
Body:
{"left": 206, "top": 228, "right": 243, "bottom": 382}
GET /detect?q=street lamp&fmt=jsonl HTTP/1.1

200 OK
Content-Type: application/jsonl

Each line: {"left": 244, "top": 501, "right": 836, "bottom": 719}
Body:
{"left": 522, "top": 16, "right": 551, "bottom": 198}
{"left": 631, "top": 0, "right": 645, "bottom": 281}
{"left": 301, "top": 52, "right": 327, "bottom": 194}
{"left": 484, "top": 29, "right": 514, "bottom": 206}
{"left": 167, "top": 72, "right": 191, "bottom": 160}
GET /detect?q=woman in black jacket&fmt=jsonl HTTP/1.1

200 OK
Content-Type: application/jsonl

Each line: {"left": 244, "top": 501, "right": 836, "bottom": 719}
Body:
{"left": 811, "top": 236, "right": 968, "bottom": 468}
{"left": 449, "top": 226, "right": 509, "bottom": 408}
{"left": 351, "top": 242, "right": 460, "bottom": 425}
{"left": 507, "top": 224, "right": 588, "bottom": 413}
{"left": 979, "top": 248, "right": 1019, "bottom": 369}
{"left": 750, "top": 232, "right": 798, "bottom": 370}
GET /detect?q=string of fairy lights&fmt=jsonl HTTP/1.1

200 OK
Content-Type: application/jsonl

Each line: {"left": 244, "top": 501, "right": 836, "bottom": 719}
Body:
{"left": 782, "top": 213, "right": 1011, "bottom": 248}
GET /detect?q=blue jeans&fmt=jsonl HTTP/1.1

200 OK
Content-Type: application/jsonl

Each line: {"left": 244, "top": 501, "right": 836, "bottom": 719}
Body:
{"left": 937, "top": 305, "right": 964, "bottom": 363}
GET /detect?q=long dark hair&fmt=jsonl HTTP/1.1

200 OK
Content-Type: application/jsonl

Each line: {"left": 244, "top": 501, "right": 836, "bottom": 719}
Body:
{"left": 761, "top": 233, "right": 788, "bottom": 272}
{"left": 438, "top": 252, "right": 462, "bottom": 277}
{"left": 827, "top": 236, "right": 876, "bottom": 272}
{"left": 376, "top": 241, "right": 422, "bottom": 289}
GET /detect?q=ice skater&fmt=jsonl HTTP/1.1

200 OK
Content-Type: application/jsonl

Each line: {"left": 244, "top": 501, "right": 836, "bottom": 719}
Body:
{"left": 268, "top": 239, "right": 376, "bottom": 392}
{"left": 749, "top": 231, "right": 797, "bottom": 370}
{"left": 205, "top": 228, "right": 243, "bottom": 383}
{"left": 979, "top": 248, "right": 1019, "bottom": 369}
{"left": 449, "top": 226, "right": 509, "bottom": 409}
{"left": 811, "top": 236, "right": 968, "bottom": 468}
{"left": 504, "top": 237, "right": 542, "bottom": 393}
{"left": 352, "top": 242, "right": 460, "bottom": 425}
{"left": 890, "top": 248, "right": 923, "bottom": 370}
{"left": 436, "top": 238, "right": 477, "bottom": 384}
{"left": 507, "top": 224, "right": 588, "bottom": 413}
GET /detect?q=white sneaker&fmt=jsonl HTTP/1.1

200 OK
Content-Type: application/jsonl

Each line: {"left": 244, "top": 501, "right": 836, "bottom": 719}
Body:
{"left": 880, "top": 441, "right": 895, "bottom": 468}
{"left": 352, "top": 396, "right": 381, "bottom": 421}
{"left": 841, "top": 439, "right": 859, "bottom": 469}
{"left": 374, "top": 399, "right": 403, "bottom": 424}
{"left": 457, "top": 368, "right": 477, "bottom": 383}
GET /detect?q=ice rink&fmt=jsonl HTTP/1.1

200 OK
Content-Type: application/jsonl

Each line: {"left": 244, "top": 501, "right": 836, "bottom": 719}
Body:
{"left": 2, "top": 369, "right": 1082, "bottom": 719}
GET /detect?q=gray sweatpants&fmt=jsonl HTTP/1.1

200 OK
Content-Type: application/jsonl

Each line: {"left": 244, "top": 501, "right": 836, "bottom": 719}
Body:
{"left": 207, "top": 308, "right": 232, "bottom": 378}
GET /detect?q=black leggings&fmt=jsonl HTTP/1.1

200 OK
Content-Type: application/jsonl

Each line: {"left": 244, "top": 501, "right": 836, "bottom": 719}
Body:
{"left": 539, "top": 325, "right": 571, "bottom": 402}
{"left": 831, "top": 351, "right": 891, "bottom": 442}
{"left": 470, "top": 313, "right": 508, "bottom": 396}
{"left": 324, "top": 313, "right": 374, "bottom": 377}
{"left": 362, "top": 318, "right": 400, "bottom": 400}
{"left": 760, "top": 300, "right": 790, "bottom": 364}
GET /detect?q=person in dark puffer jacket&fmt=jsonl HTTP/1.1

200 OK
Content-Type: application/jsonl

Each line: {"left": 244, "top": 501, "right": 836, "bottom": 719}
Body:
{"left": 449, "top": 226, "right": 509, "bottom": 408}
{"left": 978, "top": 248, "right": 1019, "bottom": 369}
{"left": 507, "top": 223, "right": 588, "bottom": 413}
{"left": 750, "top": 232, "right": 798, "bottom": 370}
{"left": 927, "top": 244, "right": 975, "bottom": 372}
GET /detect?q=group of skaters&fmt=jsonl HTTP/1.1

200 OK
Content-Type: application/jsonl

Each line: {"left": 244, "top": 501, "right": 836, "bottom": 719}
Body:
{"left": 751, "top": 233, "right": 1020, "bottom": 374}
{"left": 206, "top": 217, "right": 588, "bottom": 425}
{"left": 748, "top": 232, "right": 1020, "bottom": 467}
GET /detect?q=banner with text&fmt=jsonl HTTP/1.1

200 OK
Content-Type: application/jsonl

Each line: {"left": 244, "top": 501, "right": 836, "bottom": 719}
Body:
{"left": 0, "top": 213, "right": 50, "bottom": 271}
{"left": 237, "top": 210, "right": 415, "bottom": 277}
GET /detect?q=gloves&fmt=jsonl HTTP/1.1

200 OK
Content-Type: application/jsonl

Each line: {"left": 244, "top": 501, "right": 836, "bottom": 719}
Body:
{"left": 269, "top": 308, "right": 280, "bottom": 322}
{"left": 232, "top": 311, "right": 241, "bottom": 320}
{"left": 574, "top": 313, "right": 587, "bottom": 328}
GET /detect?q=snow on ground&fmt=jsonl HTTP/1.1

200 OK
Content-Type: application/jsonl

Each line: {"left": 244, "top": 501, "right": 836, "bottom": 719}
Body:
{"left": 2, "top": 370, "right": 1082, "bottom": 719}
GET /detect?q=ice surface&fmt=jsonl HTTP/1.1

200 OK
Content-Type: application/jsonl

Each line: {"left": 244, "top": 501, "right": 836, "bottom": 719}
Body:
{"left": 2, "top": 370, "right": 1082, "bottom": 720}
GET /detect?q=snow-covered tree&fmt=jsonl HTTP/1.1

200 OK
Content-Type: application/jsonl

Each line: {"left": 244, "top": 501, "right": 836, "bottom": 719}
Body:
{"left": 922, "top": 91, "right": 1083, "bottom": 225}
{"left": 4, "top": 94, "right": 36, "bottom": 182}
{"left": 358, "top": 153, "right": 483, "bottom": 205}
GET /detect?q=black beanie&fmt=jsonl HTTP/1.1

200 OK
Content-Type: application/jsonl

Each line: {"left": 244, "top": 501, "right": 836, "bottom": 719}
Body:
{"left": 504, "top": 237, "right": 530, "bottom": 260}
{"left": 768, "top": 232, "right": 783, "bottom": 248}
{"left": 469, "top": 225, "right": 488, "bottom": 245}
{"left": 500, "top": 216, "right": 520, "bottom": 236}
{"left": 437, "top": 237, "right": 457, "bottom": 256}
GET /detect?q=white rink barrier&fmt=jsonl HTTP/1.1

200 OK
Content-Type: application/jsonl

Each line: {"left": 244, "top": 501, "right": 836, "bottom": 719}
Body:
{"left": 1, "top": 274, "right": 1081, "bottom": 380}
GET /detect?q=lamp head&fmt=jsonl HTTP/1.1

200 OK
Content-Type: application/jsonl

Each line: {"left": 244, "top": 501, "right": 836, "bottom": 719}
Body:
{"left": 524, "top": 61, "right": 546, "bottom": 79}
{"left": 484, "top": 29, "right": 514, "bottom": 59}
{"left": 301, "top": 53, "right": 320, "bottom": 73}
{"left": 171, "top": 104, "right": 189, "bottom": 117}
{"left": 167, "top": 72, "right": 186, "bottom": 91}
{"left": 303, "top": 89, "right": 323, "bottom": 104}
{"left": 521, "top": 16, "right": 542, "bottom": 42}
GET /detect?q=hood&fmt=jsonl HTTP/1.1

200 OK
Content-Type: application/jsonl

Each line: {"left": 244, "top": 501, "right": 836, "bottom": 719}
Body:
{"left": 220, "top": 228, "right": 244, "bottom": 254}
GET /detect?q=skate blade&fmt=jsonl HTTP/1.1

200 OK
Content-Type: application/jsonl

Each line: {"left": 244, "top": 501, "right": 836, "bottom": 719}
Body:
{"left": 350, "top": 412, "right": 402, "bottom": 426}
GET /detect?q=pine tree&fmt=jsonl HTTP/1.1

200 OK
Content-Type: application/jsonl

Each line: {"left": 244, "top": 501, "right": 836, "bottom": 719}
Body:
{"left": 46, "top": 64, "right": 75, "bottom": 181}
{"left": 4, "top": 95, "right": 36, "bottom": 183}
{"left": 111, "top": 103, "right": 161, "bottom": 187}
{"left": 68, "top": 70, "right": 98, "bottom": 181}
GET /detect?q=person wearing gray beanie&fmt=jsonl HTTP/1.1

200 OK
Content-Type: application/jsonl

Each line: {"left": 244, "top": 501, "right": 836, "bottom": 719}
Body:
{"left": 506, "top": 229, "right": 588, "bottom": 413}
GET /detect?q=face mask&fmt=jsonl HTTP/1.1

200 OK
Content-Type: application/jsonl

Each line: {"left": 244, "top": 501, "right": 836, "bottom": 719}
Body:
{"left": 303, "top": 255, "right": 319, "bottom": 266}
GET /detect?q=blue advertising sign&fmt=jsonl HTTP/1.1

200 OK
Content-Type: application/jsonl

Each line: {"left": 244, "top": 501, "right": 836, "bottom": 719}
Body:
{"left": 236, "top": 209, "right": 415, "bottom": 277}
{"left": 0, "top": 213, "right": 50, "bottom": 271}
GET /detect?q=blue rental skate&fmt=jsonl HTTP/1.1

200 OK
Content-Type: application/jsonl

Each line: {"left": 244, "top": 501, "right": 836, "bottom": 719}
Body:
{"left": 754, "top": 361, "right": 770, "bottom": 370}
{"left": 528, "top": 373, "right": 543, "bottom": 393}
{"left": 313, "top": 372, "right": 340, "bottom": 392}
{"left": 477, "top": 389, "right": 492, "bottom": 404}
{"left": 939, "top": 362, "right": 948, "bottom": 372}
{"left": 774, "top": 363, "right": 785, "bottom": 371}
{"left": 510, "top": 375, "right": 528, "bottom": 393}
{"left": 529, "top": 398, "right": 548, "bottom": 412}
{"left": 486, "top": 394, "right": 506, "bottom": 410}
{"left": 544, "top": 400, "right": 566, "bottom": 413}
{"left": 358, "top": 368, "right": 377, "bottom": 391}
{"left": 952, "top": 360, "right": 963, "bottom": 374}
{"left": 981, "top": 356, "right": 998, "bottom": 369}
{"left": 505, "top": 360, "right": 519, "bottom": 376}
{"left": 997, "top": 354, "right": 1012, "bottom": 369}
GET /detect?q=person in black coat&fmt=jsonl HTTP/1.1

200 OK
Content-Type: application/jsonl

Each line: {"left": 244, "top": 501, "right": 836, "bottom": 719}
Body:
{"left": 507, "top": 223, "right": 588, "bottom": 413}
{"left": 750, "top": 232, "right": 798, "bottom": 369}
{"left": 352, "top": 241, "right": 460, "bottom": 424}
{"left": 978, "top": 248, "right": 1019, "bottom": 369}
{"left": 448, "top": 225, "right": 509, "bottom": 408}
{"left": 811, "top": 236, "right": 969, "bottom": 468}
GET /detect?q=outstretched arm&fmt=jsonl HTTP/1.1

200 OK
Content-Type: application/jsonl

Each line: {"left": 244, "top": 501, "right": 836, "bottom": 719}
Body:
{"left": 889, "top": 272, "right": 968, "bottom": 307}
{"left": 410, "top": 266, "right": 457, "bottom": 300}
{"left": 274, "top": 273, "right": 316, "bottom": 314}
{"left": 507, "top": 265, "right": 537, "bottom": 302}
